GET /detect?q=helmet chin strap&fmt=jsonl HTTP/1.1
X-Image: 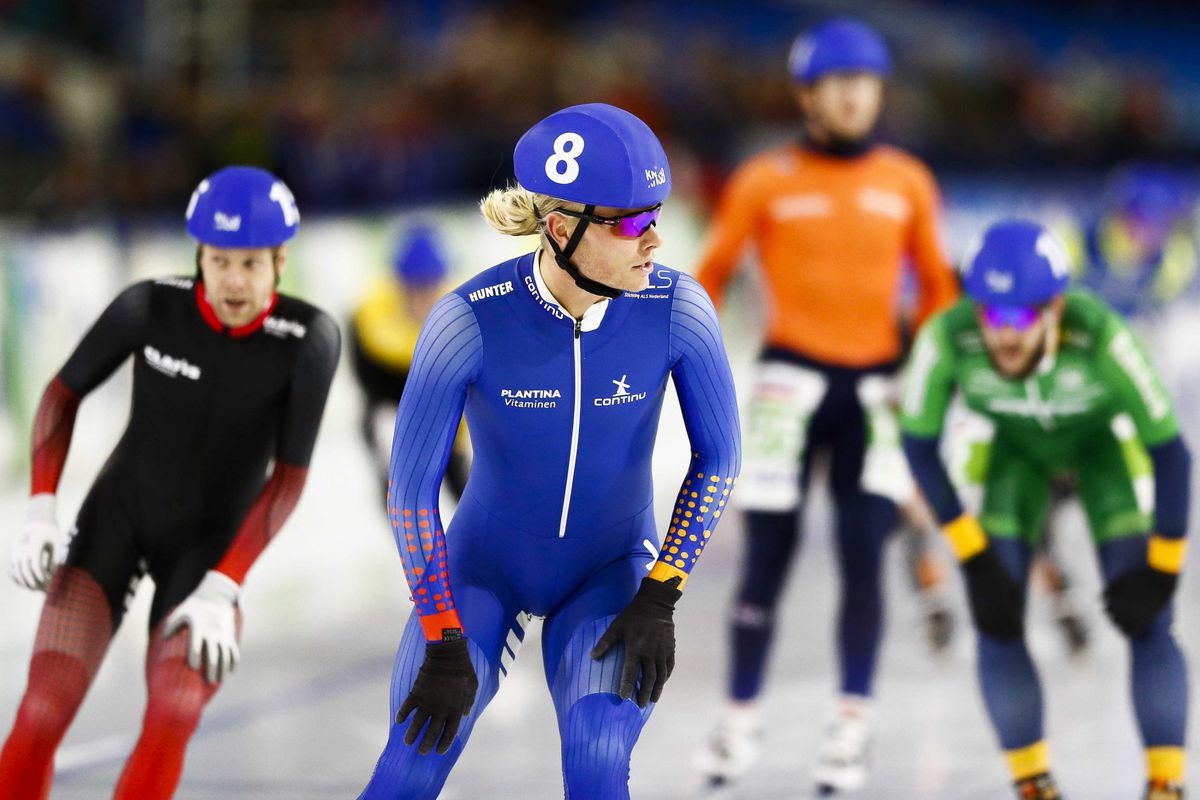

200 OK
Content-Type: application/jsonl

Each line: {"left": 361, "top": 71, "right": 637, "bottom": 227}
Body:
{"left": 543, "top": 204, "right": 623, "bottom": 300}
{"left": 1036, "top": 306, "right": 1062, "bottom": 374}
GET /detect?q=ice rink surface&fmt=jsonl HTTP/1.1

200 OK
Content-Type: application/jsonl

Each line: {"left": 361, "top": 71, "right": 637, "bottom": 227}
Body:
{"left": 0, "top": 253, "right": 1197, "bottom": 799}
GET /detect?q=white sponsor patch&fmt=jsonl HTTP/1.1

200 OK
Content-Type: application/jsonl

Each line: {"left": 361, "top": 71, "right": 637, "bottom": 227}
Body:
{"left": 501, "top": 388, "right": 560, "bottom": 409}
{"left": 594, "top": 374, "right": 648, "bottom": 407}
{"left": 263, "top": 316, "right": 307, "bottom": 339}
{"left": 770, "top": 193, "right": 832, "bottom": 220}
{"left": 144, "top": 345, "right": 201, "bottom": 380}
{"left": 857, "top": 187, "right": 911, "bottom": 221}
{"left": 738, "top": 361, "right": 827, "bottom": 512}
{"left": 985, "top": 396, "right": 1095, "bottom": 418}
{"left": 154, "top": 276, "right": 195, "bottom": 291}
{"left": 1055, "top": 367, "right": 1085, "bottom": 391}
{"left": 468, "top": 281, "right": 514, "bottom": 303}
{"left": 524, "top": 275, "right": 565, "bottom": 319}
{"left": 1108, "top": 328, "right": 1169, "bottom": 421}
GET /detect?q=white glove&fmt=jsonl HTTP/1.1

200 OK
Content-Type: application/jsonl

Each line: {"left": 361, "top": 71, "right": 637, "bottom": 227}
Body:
{"left": 9, "top": 494, "right": 71, "bottom": 591}
{"left": 165, "top": 570, "right": 242, "bottom": 684}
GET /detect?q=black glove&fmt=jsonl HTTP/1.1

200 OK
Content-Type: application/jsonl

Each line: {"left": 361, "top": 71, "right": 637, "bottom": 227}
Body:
{"left": 397, "top": 638, "right": 479, "bottom": 755}
{"left": 590, "top": 577, "right": 682, "bottom": 708}
{"left": 1104, "top": 567, "right": 1178, "bottom": 638}
{"left": 961, "top": 548, "right": 1024, "bottom": 641}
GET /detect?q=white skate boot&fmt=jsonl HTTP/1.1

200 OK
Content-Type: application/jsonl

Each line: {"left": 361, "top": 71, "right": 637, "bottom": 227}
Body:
{"left": 812, "top": 696, "right": 871, "bottom": 795}
{"left": 693, "top": 704, "right": 763, "bottom": 792}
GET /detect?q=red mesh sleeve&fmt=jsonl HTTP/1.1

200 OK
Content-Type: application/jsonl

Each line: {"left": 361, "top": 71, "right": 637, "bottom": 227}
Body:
{"left": 31, "top": 377, "right": 82, "bottom": 496}
{"left": 214, "top": 462, "right": 308, "bottom": 585}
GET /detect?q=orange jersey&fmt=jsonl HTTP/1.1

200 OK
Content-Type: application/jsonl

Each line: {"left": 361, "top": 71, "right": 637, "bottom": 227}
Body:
{"left": 696, "top": 143, "right": 958, "bottom": 367}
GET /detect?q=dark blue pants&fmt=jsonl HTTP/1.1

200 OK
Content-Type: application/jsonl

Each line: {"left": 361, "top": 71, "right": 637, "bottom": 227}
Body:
{"left": 730, "top": 350, "right": 898, "bottom": 701}
{"left": 978, "top": 536, "right": 1187, "bottom": 752}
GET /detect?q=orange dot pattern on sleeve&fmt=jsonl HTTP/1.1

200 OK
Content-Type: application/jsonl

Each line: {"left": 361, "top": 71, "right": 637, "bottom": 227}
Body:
{"left": 389, "top": 507, "right": 457, "bottom": 620}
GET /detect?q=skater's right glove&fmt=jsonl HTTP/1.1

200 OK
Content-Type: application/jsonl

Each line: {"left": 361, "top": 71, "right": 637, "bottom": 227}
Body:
{"left": 9, "top": 494, "right": 72, "bottom": 591}
{"left": 944, "top": 515, "right": 1024, "bottom": 641}
{"left": 398, "top": 638, "right": 479, "bottom": 756}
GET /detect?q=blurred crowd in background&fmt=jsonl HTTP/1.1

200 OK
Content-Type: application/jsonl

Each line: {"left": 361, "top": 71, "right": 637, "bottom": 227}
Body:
{"left": 1, "top": 0, "right": 1199, "bottom": 222}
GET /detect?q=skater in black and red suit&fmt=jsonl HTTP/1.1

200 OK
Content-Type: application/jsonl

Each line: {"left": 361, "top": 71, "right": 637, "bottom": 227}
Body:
{"left": 0, "top": 166, "right": 340, "bottom": 799}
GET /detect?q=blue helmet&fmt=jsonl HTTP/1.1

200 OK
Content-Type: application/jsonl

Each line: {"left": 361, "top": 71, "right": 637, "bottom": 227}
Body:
{"left": 789, "top": 18, "right": 892, "bottom": 84}
{"left": 185, "top": 166, "right": 300, "bottom": 248}
{"left": 962, "top": 219, "right": 1071, "bottom": 308}
{"left": 513, "top": 103, "right": 671, "bottom": 210}
{"left": 393, "top": 224, "right": 448, "bottom": 287}
{"left": 1106, "top": 164, "right": 1190, "bottom": 228}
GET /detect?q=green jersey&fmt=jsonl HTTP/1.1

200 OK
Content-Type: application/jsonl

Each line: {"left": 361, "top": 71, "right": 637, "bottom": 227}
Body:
{"left": 901, "top": 290, "right": 1178, "bottom": 469}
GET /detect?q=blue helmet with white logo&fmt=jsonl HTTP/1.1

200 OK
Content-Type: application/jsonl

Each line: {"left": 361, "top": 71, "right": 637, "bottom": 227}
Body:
{"left": 962, "top": 219, "right": 1071, "bottom": 308}
{"left": 789, "top": 18, "right": 892, "bottom": 84}
{"left": 185, "top": 166, "right": 300, "bottom": 248}
{"left": 393, "top": 224, "right": 448, "bottom": 287}
{"left": 513, "top": 103, "right": 671, "bottom": 210}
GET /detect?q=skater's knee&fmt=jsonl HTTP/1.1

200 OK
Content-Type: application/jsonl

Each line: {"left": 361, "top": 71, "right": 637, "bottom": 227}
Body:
{"left": 359, "top": 724, "right": 461, "bottom": 800}
{"left": 15, "top": 691, "right": 77, "bottom": 741}
{"left": 143, "top": 688, "right": 208, "bottom": 734}
{"left": 142, "top": 663, "right": 216, "bottom": 734}
{"left": 15, "top": 652, "right": 93, "bottom": 738}
{"left": 561, "top": 694, "right": 642, "bottom": 799}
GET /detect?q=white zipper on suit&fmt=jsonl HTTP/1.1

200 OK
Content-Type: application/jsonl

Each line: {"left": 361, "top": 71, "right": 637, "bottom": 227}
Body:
{"left": 559, "top": 319, "right": 583, "bottom": 538}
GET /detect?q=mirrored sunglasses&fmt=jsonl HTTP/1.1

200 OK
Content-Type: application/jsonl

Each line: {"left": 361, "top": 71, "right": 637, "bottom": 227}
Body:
{"left": 981, "top": 304, "right": 1041, "bottom": 331}
{"left": 560, "top": 206, "right": 661, "bottom": 238}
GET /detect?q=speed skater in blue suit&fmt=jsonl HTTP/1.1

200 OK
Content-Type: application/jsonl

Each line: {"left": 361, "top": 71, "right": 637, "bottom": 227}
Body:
{"left": 356, "top": 103, "right": 742, "bottom": 799}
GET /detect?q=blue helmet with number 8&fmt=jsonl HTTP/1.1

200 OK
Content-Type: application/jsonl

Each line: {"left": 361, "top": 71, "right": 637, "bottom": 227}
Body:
{"left": 962, "top": 219, "right": 1071, "bottom": 308}
{"left": 185, "top": 165, "right": 300, "bottom": 248}
{"left": 513, "top": 103, "right": 671, "bottom": 210}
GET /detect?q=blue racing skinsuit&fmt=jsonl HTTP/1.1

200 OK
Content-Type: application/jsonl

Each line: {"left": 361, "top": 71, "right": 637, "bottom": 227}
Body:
{"left": 359, "top": 252, "right": 741, "bottom": 799}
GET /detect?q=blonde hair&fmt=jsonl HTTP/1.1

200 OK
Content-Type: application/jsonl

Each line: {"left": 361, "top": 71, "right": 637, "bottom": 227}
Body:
{"left": 480, "top": 185, "right": 582, "bottom": 237}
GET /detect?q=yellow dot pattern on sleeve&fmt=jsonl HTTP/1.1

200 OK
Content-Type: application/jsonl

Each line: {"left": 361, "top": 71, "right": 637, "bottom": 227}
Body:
{"left": 650, "top": 472, "right": 738, "bottom": 590}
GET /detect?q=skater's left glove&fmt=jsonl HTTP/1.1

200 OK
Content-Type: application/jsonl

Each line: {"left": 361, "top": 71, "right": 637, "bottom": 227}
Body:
{"left": 165, "top": 570, "right": 241, "bottom": 684}
{"left": 961, "top": 547, "right": 1025, "bottom": 641}
{"left": 398, "top": 638, "right": 479, "bottom": 756}
{"left": 591, "top": 576, "right": 682, "bottom": 708}
{"left": 1105, "top": 535, "right": 1186, "bottom": 638}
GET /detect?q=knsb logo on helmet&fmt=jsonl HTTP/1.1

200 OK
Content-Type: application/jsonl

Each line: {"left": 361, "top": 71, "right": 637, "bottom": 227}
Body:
{"left": 213, "top": 212, "right": 242, "bottom": 232}
{"left": 984, "top": 271, "right": 1013, "bottom": 294}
